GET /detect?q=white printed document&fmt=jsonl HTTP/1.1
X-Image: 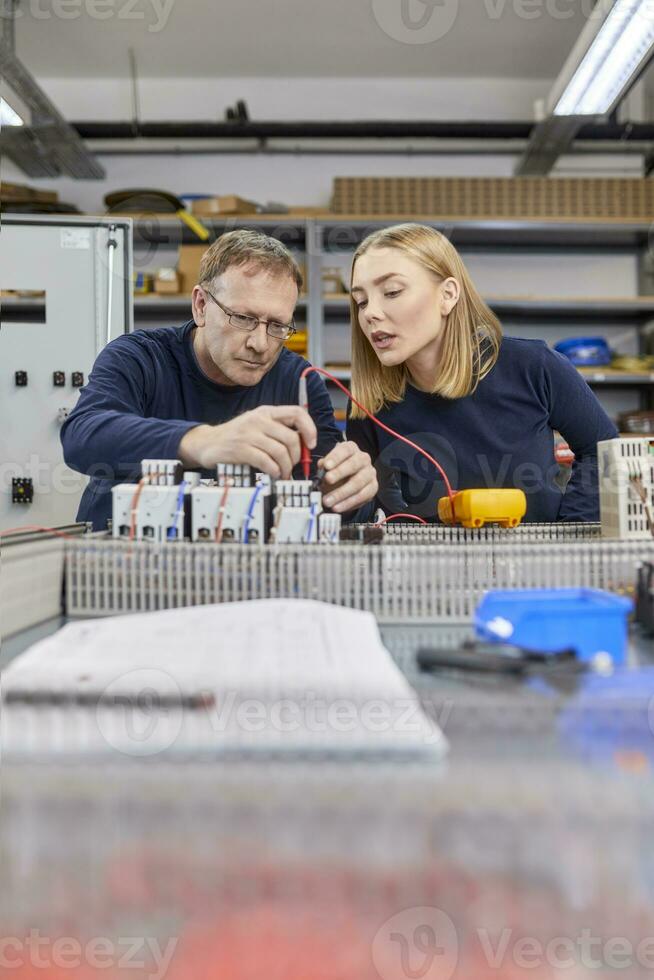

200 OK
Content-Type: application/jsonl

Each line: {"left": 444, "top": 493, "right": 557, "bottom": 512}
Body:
{"left": 1, "top": 600, "right": 447, "bottom": 759}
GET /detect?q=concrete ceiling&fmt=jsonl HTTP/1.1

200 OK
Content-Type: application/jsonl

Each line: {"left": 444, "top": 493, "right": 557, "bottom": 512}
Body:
{"left": 13, "top": 0, "right": 591, "bottom": 78}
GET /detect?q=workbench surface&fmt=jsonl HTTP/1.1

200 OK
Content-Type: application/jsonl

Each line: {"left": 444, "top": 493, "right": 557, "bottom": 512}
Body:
{"left": 2, "top": 615, "right": 653, "bottom": 979}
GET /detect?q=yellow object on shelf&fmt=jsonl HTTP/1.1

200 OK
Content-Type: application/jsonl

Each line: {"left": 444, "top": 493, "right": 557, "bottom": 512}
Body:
{"left": 133, "top": 272, "right": 154, "bottom": 294}
{"left": 285, "top": 330, "right": 308, "bottom": 354}
{"left": 177, "top": 209, "right": 211, "bottom": 241}
{"left": 438, "top": 488, "right": 527, "bottom": 529}
{"left": 610, "top": 355, "right": 654, "bottom": 372}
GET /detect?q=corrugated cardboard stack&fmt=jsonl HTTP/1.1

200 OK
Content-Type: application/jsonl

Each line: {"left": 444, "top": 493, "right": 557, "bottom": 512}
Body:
{"left": 331, "top": 177, "right": 654, "bottom": 220}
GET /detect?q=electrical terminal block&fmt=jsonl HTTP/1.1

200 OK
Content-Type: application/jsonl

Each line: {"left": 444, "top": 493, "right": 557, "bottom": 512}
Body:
{"left": 274, "top": 480, "right": 315, "bottom": 507}
{"left": 217, "top": 464, "right": 256, "bottom": 488}
{"left": 191, "top": 476, "right": 272, "bottom": 543}
{"left": 598, "top": 437, "right": 654, "bottom": 539}
{"left": 112, "top": 483, "right": 188, "bottom": 542}
{"left": 339, "top": 525, "right": 384, "bottom": 545}
{"left": 141, "top": 459, "right": 183, "bottom": 486}
{"left": 12, "top": 477, "right": 34, "bottom": 505}
{"left": 112, "top": 461, "right": 361, "bottom": 546}
{"left": 317, "top": 512, "right": 342, "bottom": 543}
{"left": 272, "top": 487, "right": 323, "bottom": 544}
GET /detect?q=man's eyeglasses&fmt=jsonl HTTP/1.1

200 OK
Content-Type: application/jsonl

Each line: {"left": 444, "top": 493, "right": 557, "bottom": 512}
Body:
{"left": 203, "top": 287, "right": 296, "bottom": 341}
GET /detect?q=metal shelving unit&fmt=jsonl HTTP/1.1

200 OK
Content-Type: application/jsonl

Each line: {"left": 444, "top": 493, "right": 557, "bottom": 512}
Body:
{"left": 321, "top": 364, "right": 654, "bottom": 389}
{"left": 5, "top": 292, "right": 653, "bottom": 321}
{"left": 111, "top": 214, "right": 653, "bottom": 249}
{"left": 309, "top": 217, "right": 654, "bottom": 414}
{"left": 322, "top": 294, "right": 654, "bottom": 313}
{"left": 317, "top": 216, "right": 654, "bottom": 250}
{"left": 8, "top": 214, "right": 649, "bottom": 409}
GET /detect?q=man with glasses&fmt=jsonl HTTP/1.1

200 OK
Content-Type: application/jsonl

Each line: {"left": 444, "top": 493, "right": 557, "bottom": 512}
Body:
{"left": 62, "top": 229, "right": 377, "bottom": 530}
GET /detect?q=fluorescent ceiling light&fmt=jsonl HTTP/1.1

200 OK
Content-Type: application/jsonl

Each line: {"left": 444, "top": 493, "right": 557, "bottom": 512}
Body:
{"left": 0, "top": 97, "right": 24, "bottom": 127}
{"left": 553, "top": 0, "right": 654, "bottom": 116}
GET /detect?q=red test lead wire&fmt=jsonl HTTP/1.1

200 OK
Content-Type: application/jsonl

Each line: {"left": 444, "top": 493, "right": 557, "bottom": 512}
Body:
{"left": 298, "top": 366, "right": 456, "bottom": 504}
{"left": 377, "top": 514, "right": 428, "bottom": 526}
{"left": 298, "top": 374, "right": 312, "bottom": 479}
{"left": 0, "top": 525, "right": 81, "bottom": 539}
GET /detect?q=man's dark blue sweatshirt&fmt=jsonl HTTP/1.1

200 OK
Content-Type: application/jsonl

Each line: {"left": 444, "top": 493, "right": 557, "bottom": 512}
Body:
{"left": 347, "top": 337, "right": 618, "bottom": 523}
{"left": 61, "top": 321, "right": 348, "bottom": 530}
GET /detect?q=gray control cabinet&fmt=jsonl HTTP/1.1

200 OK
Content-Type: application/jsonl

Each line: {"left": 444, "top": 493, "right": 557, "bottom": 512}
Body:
{"left": 0, "top": 215, "right": 133, "bottom": 531}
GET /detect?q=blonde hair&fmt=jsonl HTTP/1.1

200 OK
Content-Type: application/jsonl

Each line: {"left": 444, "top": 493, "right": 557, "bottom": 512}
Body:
{"left": 199, "top": 229, "right": 303, "bottom": 291}
{"left": 349, "top": 223, "right": 501, "bottom": 417}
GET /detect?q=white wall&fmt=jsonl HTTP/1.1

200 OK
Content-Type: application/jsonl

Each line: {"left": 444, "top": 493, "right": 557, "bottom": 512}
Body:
{"left": 19, "top": 76, "right": 553, "bottom": 121}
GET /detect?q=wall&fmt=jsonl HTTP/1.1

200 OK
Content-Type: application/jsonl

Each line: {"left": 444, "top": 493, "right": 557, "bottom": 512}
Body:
{"left": 2, "top": 75, "right": 643, "bottom": 213}
{"left": 3, "top": 74, "right": 647, "bottom": 421}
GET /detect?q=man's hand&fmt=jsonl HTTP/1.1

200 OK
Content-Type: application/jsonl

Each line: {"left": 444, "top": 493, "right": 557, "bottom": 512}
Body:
{"left": 179, "top": 405, "right": 317, "bottom": 479}
{"left": 318, "top": 441, "right": 378, "bottom": 514}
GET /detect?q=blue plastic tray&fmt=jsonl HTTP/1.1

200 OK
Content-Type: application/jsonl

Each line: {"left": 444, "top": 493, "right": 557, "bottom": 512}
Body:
{"left": 554, "top": 337, "right": 612, "bottom": 367}
{"left": 474, "top": 588, "right": 633, "bottom": 664}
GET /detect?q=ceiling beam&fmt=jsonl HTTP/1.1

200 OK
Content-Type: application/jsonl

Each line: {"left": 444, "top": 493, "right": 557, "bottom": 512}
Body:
{"left": 69, "top": 117, "right": 654, "bottom": 143}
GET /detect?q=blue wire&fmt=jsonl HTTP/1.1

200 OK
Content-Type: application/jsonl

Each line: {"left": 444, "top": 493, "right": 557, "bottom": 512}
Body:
{"left": 305, "top": 501, "right": 318, "bottom": 543}
{"left": 243, "top": 482, "right": 263, "bottom": 543}
{"left": 167, "top": 481, "right": 187, "bottom": 540}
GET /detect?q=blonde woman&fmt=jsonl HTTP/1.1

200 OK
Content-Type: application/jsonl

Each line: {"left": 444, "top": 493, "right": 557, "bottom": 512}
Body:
{"left": 347, "top": 223, "right": 617, "bottom": 523}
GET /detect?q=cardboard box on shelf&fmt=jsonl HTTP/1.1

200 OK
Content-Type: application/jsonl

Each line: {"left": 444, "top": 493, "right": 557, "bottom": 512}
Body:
{"left": 191, "top": 195, "right": 258, "bottom": 216}
{"left": 322, "top": 267, "right": 345, "bottom": 294}
{"left": 177, "top": 245, "right": 208, "bottom": 292}
{"left": 154, "top": 268, "right": 182, "bottom": 294}
{"left": 177, "top": 243, "right": 306, "bottom": 295}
